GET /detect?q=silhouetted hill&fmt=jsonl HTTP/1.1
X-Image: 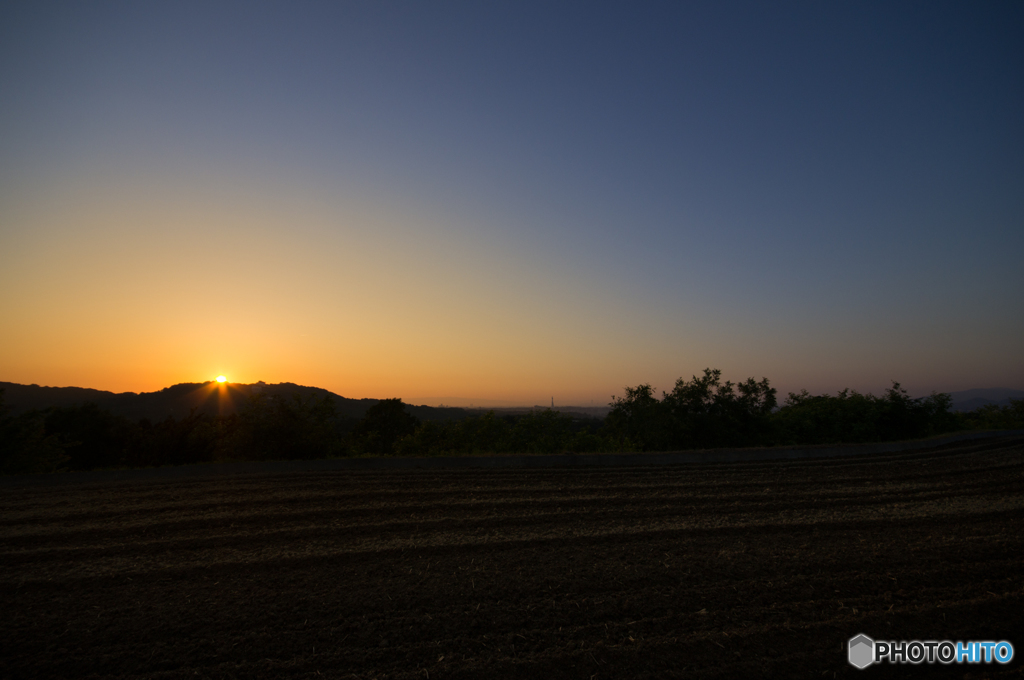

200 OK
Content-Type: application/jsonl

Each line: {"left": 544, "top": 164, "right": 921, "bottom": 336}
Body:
{"left": 0, "top": 383, "right": 117, "bottom": 413}
{"left": 0, "top": 381, "right": 469, "bottom": 423}
{"left": 947, "top": 388, "right": 1024, "bottom": 412}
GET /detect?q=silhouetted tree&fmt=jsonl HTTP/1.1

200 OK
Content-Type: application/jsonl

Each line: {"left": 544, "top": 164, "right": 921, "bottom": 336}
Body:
{"left": 127, "top": 410, "right": 217, "bottom": 467}
{"left": 605, "top": 383, "right": 670, "bottom": 451}
{"left": 352, "top": 398, "right": 419, "bottom": 455}
{"left": 958, "top": 398, "right": 1024, "bottom": 430}
{"left": 771, "top": 383, "right": 956, "bottom": 445}
{"left": 605, "top": 370, "right": 776, "bottom": 451}
{"left": 221, "top": 393, "right": 345, "bottom": 460}
{"left": 0, "top": 389, "right": 70, "bottom": 474}
{"left": 44, "top": 403, "right": 132, "bottom": 470}
{"left": 662, "top": 369, "right": 776, "bottom": 449}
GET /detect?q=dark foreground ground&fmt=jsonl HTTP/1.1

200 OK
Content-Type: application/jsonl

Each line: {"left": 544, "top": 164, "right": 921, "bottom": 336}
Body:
{"left": 1, "top": 437, "right": 1022, "bottom": 679}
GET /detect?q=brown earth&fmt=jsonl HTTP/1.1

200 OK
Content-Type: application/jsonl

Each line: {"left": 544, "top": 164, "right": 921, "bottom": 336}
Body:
{"left": 1, "top": 437, "right": 1022, "bottom": 679}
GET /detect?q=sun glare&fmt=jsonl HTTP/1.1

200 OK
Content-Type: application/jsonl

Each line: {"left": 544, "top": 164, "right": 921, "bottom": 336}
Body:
{"left": 216, "top": 375, "right": 227, "bottom": 383}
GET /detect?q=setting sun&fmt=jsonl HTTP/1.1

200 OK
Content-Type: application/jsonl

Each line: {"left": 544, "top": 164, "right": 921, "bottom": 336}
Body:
{"left": 216, "top": 375, "right": 227, "bottom": 383}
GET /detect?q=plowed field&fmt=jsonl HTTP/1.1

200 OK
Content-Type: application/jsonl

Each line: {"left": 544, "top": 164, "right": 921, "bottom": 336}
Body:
{"left": 2, "top": 438, "right": 1023, "bottom": 679}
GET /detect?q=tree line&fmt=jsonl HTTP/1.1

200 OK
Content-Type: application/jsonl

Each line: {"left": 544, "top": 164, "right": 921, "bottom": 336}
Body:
{"left": 2, "top": 369, "right": 1021, "bottom": 474}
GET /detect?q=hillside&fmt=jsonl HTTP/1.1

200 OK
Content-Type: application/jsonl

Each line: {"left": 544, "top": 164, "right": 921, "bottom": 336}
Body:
{"left": 0, "top": 381, "right": 469, "bottom": 423}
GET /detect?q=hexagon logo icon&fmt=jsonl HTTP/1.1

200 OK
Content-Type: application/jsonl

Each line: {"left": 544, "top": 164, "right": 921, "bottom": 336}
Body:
{"left": 848, "top": 634, "right": 874, "bottom": 669}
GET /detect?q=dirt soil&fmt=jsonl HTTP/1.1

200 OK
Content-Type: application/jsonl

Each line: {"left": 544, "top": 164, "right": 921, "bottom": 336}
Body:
{"left": 2, "top": 438, "right": 1022, "bottom": 679}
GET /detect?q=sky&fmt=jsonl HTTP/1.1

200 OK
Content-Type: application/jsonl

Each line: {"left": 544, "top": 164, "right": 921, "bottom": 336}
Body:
{"left": 1, "top": 1, "right": 1022, "bottom": 407}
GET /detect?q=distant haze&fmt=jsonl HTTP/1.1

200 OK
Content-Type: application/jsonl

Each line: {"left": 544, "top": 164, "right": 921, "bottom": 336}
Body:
{"left": 1, "top": 3, "right": 1022, "bottom": 403}
{"left": 945, "top": 388, "right": 1024, "bottom": 413}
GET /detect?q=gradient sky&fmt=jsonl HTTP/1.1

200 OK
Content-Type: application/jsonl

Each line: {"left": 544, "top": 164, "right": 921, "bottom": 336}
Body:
{"left": 2, "top": 1, "right": 1022, "bottom": 406}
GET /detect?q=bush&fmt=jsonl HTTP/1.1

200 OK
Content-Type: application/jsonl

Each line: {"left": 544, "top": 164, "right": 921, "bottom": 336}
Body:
{"left": 958, "top": 398, "right": 1024, "bottom": 430}
{"left": 771, "top": 384, "right": 956, "bottom": 445}
{"left": 605, "top": 369, "right": 776, "bottom": 451}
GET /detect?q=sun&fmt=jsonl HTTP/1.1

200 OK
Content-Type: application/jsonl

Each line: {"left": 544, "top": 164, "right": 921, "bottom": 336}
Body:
{"left": 216, "top": 375, "right": 227, "bottom": 383}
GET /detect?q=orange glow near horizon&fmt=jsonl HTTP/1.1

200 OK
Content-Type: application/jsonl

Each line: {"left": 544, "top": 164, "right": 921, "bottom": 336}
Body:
{"left": 0, "top": 172, "right": 1018, "bottom": 404}
{"left": 0, "top": 183, "right": 664, "bottom": 405}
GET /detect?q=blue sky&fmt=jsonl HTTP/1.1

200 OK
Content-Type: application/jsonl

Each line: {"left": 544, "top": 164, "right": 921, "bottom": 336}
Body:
{"left": 1, "top": 1, "right": 1022, "bottom": 405}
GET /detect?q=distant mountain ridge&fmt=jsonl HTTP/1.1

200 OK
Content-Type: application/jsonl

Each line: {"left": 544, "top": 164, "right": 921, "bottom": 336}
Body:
{"left": 945, "top": 388, "right": 1024, "bottom": 413}
{"left": 0, "top": 381, "right": 470, "bottom": 423}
